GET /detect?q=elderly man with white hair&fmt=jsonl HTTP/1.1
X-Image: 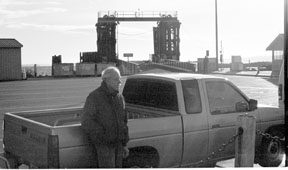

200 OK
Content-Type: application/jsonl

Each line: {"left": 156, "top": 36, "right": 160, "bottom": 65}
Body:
{"left": 81, "top": 66, "right": 129, "bottom": 168}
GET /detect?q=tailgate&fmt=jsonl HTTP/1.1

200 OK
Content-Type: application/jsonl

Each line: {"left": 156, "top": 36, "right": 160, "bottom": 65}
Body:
{"left": 3, "top": 112, "right": 54, "bottom": 168}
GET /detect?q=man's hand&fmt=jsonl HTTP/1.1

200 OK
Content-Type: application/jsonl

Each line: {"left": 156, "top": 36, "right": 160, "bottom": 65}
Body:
{"left": 123, "top": 146, "right": 129, "bottom": 158}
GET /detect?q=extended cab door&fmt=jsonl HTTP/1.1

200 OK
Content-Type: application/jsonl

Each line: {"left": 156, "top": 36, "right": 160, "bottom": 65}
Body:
{"left": 123, "top": 78, "right": 183, "bottom": 167}
{"left": 203, "top": 79, "right": 258, "bottom": 161}
{"left": 179, "top": 79, "right": 209, "bottom": 166}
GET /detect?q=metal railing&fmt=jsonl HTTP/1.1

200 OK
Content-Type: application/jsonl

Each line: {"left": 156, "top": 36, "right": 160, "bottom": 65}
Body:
{"left": 98, "top": 11, "right": 177, "bottom": 18}
{"left": 139, "top": 60, "right": 195, "bottom": 72}
{"left": 158, "top": 60, "right": 196, "bottom": 72}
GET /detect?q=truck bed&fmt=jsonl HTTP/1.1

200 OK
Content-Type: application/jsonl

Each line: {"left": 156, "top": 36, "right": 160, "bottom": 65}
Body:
{"left": 3, "top": 106, "right": 177, "bottom": 168}
{"left": 8, "top": 105, "right": 174, "bottom": 127}
{"left": 3, "top": 107, "right": 94, "bottom": 168}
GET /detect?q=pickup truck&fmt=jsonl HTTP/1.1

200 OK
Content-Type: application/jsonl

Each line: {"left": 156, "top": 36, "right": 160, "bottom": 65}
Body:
{"left": 2, "top": 73, "right": 284, "bottom": 168}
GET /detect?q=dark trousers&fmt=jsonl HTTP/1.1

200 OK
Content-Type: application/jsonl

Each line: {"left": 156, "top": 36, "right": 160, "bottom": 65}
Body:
{"left": 94, "top": 143, "right": 124, "bottom": 168}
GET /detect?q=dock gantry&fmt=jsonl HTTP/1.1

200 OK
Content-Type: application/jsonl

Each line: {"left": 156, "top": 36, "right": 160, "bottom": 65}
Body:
{"left": 95, "top": 11, "right": 181, "bottom": 63}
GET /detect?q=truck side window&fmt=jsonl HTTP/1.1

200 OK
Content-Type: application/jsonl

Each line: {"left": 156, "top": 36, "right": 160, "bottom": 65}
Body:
{"left": 123, "top": 78, "right": 178, "bottom": 111}
{"left": 181, "top": 79, "right": 202, "bottom": 114}
{"left": 206, "top": 81, "right": 248, "bottom": 114}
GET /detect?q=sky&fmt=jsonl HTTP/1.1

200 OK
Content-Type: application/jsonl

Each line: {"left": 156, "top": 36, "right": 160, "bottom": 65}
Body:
{"left": 0, "top": 0, "right": 284, "bottom": 65}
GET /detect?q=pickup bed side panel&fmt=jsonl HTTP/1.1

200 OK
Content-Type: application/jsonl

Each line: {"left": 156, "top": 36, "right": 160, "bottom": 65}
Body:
{"left": 53, "top": 116, "right": 184, "bottom": 168}
{"left": 52, "top": 125, "right": 98, "bottom": 168}
{"left": 3, "top": 113, "right": 52, "bottom": 168}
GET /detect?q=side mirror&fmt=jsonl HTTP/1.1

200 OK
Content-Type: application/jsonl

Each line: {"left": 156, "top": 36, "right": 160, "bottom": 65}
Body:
{"left": 249, "top": 99, "right": 258, "bottom": 111}
{"left": 235, "top": 101, "right": 249, "bottom": 112}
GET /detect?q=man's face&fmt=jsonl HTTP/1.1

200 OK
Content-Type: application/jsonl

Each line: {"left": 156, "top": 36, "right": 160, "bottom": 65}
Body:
{"left": 106, "top": 72, "right": 121, "bottom": 91}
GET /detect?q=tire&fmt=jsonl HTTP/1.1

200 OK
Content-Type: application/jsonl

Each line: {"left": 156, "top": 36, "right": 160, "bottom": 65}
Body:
{"left": 123, "top": 152, "right": 158, "bottom": 168}
{"left": 198, "top": 161, "right": 217, "bottom": 168}
{"left": 129, "top": 155, "right": 151, "bottom": 168}
{"left": 258, "top": 130, "right": 284, "bottom": 167}
{"left": 206, "top": 161, "right": 217, "bottom": 167}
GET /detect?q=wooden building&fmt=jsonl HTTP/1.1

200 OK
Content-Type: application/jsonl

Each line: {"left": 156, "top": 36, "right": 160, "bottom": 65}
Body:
{"left": 0, "top": 39, "right": 23, "bottom": 81}
{"left": 266, "top": 34, "right": 284, "bottom": 77}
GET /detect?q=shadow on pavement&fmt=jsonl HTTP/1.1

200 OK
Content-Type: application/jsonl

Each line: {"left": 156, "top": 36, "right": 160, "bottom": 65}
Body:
{"left": 263, "top": 77, "right": 279, "bottom": 86}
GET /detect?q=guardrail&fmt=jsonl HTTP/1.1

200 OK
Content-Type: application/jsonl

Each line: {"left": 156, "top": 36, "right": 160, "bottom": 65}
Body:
{"left": 118, "top": 60, "right": 140, "bottom": 75}
{"left": 98, "top": 11, "right": 177, "bottom": 18}
{"left": 158, "top": 60, "right": 195, "bottom": 72}
{"left": 139, "top": 60, "right": 195, "bottom": 73}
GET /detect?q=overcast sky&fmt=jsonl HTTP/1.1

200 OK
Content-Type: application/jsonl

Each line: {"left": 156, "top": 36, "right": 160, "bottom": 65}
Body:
{"left": 0, "top": 0, "right": 284, "bottom": 65}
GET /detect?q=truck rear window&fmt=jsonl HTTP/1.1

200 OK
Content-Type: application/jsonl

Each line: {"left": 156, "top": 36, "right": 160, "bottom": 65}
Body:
{"left": 123, "top": 78, "right": 178, "bottom": 111}
{"left": 181, "top": 79, "right": 202, "bottom": 114}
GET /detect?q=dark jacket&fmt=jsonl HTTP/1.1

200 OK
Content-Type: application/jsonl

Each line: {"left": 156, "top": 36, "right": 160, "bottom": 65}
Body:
{"left": 81, "top": 81, "right": 129, "bottom": 146}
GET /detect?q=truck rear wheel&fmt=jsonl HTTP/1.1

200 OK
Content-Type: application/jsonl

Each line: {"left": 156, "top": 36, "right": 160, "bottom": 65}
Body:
{"left": 258, "top": 130, "right": 284, "bottom": 167}
{"left": 123, "top": 148, "right": 159, "bottom": 168}
{"left": 127, "top": 154, "right": 154, "bottom": 168}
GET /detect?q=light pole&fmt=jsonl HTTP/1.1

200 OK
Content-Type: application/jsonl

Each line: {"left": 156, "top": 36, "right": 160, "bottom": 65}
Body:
{"left": 215, "top": 0, "right": 219, "bottom": 70}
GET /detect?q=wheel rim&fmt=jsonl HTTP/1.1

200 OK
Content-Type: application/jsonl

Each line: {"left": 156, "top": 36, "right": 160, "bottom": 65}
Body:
{"left": 267, "top": 140, "right": 281, "bottom": 159}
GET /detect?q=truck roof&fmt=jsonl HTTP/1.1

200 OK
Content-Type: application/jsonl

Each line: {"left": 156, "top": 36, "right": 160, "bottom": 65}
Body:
{"left": 129, "top": 73, "right": 226, "bottom": 81}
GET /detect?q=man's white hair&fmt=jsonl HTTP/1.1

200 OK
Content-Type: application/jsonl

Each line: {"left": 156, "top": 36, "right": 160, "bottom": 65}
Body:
{"left": 101, "top": 66, "right": 121, "bottom": 80}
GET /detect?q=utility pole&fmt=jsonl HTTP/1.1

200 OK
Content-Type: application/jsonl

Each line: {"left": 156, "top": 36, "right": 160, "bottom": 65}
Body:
{"left": 220, "top": 41, "right": 223, "bottom": 63}
{"left": 215, "top": 0, "right": 219, "bottom": 70}
{"left": 220, "top": 41, "right": 223, "bottom": 70}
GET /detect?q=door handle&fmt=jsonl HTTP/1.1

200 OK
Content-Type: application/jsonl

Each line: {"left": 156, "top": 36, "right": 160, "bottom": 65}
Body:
{"left": 212, "top": 124, "right": 220, "bottom": 129}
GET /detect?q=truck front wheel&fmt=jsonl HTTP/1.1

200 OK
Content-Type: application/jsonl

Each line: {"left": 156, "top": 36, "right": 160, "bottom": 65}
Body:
{"left": 258, "top": 130, "right": 284, "bottom": 167}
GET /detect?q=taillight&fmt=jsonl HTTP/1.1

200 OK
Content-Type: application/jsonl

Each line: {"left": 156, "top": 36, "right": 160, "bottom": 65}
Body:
{"left": 278, "top": 84, "right": 283, "bottom": 100}
{"left": 48, "top": 135, "right": 59, "bottom": 168}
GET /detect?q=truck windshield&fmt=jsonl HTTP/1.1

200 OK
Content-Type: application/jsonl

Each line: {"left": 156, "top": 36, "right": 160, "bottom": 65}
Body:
{"left": 123, "top": 78, "right": 179, "bottom": 111}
